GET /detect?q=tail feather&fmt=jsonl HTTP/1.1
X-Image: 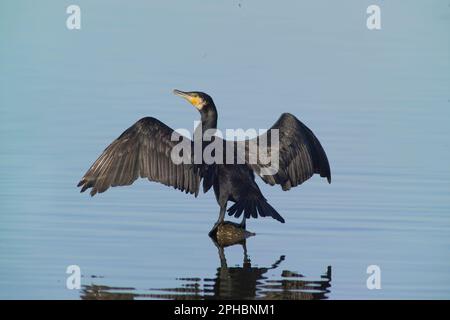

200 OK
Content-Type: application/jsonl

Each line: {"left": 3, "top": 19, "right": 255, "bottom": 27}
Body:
{"left": 227, "top": 197, "right": 285, "bottom": 223}
{"left": 256, "top": 201, "right": 266, "bottom": 217}
{"left": 234, "top": 202, "right": 245, "bottom": 218}
{"left": 248, "top": 201, "right": 257, "bottom": 219}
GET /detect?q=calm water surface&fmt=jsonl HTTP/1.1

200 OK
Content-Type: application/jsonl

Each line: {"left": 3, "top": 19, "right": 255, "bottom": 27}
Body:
{"left": 0, "top": 1, "right": 449, "bottom": 299}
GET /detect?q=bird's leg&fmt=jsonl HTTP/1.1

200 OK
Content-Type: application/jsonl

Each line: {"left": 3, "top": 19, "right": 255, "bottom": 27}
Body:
{"left": 216, "top": 204, "right": 226, "bottom": 225}
{"left": 208, "top": 204, "right": 226, "bottom": 237}
{"left": 239, "top": 215, "right": 246, "bottom": 229}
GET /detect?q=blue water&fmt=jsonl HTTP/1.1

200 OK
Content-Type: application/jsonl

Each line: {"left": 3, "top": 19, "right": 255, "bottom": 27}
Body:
{"left": 1, "top": 1, "right": 449, "bottom": 299}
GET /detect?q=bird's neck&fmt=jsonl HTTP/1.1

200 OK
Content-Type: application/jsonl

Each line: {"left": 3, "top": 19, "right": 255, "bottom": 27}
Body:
{"left": 201, "top": 113, "right": 217, "bottom": 132}
{"left": 193, "top": 103, "right": 218, "bottom": 165}
{"left": 196, "top": 104, "right": 218, "bottom": 134}
{"left": 193, "top": 104, "right": 218, "bottom": 156}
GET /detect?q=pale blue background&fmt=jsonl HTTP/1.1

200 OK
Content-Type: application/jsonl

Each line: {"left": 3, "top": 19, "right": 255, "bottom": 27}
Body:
{"left": 0, "top": 1, "right": 449, "bottom": 299}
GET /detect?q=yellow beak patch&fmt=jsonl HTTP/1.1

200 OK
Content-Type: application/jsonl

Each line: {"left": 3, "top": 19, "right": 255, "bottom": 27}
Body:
{"left": 188, "top": 96, "right": 203, "bottom": 109}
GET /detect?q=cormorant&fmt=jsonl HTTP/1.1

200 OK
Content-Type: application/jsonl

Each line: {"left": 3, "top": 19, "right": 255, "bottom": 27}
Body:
{"left": 77, "top": 90, "right": 331, "bottom": 235}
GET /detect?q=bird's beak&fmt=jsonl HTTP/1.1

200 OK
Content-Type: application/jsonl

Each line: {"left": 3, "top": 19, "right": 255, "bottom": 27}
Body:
{"left": 173, "top": 89, "right": 190, "bottom": 99}
{"left": 173, "top": 89, "right": 202, "bottom": 110}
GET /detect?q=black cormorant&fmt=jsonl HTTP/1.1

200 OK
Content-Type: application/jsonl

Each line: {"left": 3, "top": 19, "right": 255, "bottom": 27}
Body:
{"left": 77, "top": 90, "right": 331, "bottom": 235}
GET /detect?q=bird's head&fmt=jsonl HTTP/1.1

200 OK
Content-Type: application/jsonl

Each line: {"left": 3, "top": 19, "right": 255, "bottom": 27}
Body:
{"left": 173, "top": 89, "right": 215, "bottom": 112}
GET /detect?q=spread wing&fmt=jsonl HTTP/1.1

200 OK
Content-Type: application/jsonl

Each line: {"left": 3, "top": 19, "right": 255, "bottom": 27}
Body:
{"left": 77, "top": 117, "right": 201, "bottom": 196}
{"left": 241, "top": 113, "right": 331, "bottom": 190}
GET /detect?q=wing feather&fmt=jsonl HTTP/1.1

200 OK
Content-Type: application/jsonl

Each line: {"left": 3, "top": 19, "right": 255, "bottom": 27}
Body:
{"left": 243, "top": 113, "right": 331, "bottom": 190}
{"left": 78, "top": 117, "right": 200, "bottom": 196}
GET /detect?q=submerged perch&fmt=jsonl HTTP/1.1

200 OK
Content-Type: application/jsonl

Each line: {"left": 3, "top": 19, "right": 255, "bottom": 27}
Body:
{"left": 212, "top": 221, "right": 255, "bottom": 247}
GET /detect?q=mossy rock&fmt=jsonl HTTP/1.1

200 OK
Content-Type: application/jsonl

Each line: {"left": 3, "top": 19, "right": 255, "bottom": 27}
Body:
{"left": 214, "top": 221, "right": 255, "bottom": 247}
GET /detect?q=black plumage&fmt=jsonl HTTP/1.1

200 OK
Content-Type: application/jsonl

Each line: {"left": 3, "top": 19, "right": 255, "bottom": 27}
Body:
{"left": 77, "top": 117, "right": 200, "bottom": 197}
{"left": 78, "top": 90, "right": 331, "bottom": 235}
{"left": 242, "top": 113, "right": 331, "bottom": 190}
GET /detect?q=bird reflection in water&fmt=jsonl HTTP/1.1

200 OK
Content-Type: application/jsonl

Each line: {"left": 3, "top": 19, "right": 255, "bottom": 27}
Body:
{"left": 81, "top": 232, "right": 331, "bottom": 300}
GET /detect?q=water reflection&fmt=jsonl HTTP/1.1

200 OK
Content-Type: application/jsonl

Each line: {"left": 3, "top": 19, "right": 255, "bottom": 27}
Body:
{"left": 81, "top": 239, "right": 331, "bottom": 300}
